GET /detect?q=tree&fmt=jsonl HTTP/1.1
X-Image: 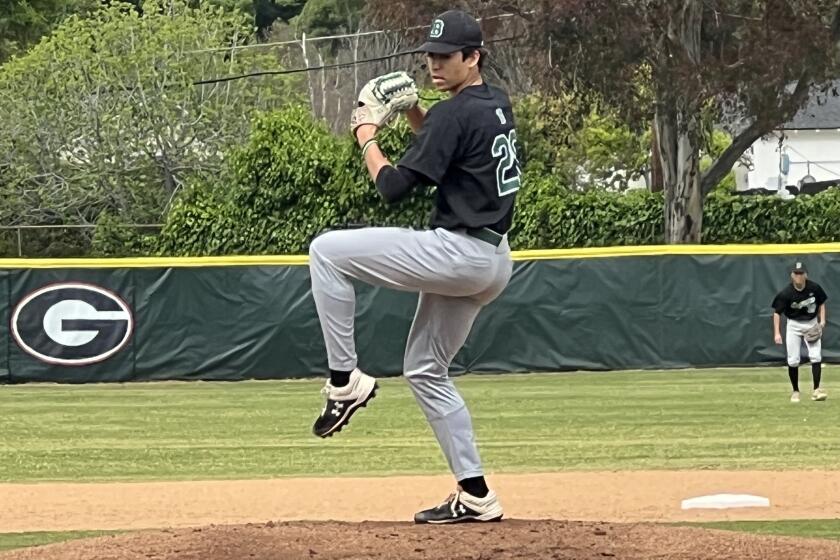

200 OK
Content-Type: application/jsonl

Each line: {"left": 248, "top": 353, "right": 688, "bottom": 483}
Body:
{"left": 0, "top": 0, "right": 97, "bottom": 62}
{"left": 368, "top": 0, "right": 840, "bottom": 243}
{"left": 253, "top": 0, "right": 307, "bottom": 34}
{"left": 128, "top": 0, "right": 308, "bottom": 36}
{"left": 516, "top": 92, "right": 651, "bottom": 190}
{"left": 365, "top": 0, "right": 493, "bottom": 28}
{"left": 0, "top": 0, "right": 297, "bottom": 229}
{"left": 293, "top": 0, "right": 364, "bottom": 37}
{"left": 201, "top": 0, "right": 308, "bottom": 36}
{"left": 506, "top": 0, "right": 840, "bottom": 243}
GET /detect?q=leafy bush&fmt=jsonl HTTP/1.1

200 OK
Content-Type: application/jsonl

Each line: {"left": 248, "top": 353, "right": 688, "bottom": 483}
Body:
{"left": 509, "top": 175, "right": 664, "bottom": 249}
{"left": 156, "top": 106, "right": 433, "bottom": 256}
{"left": 704, "top": 189, "right": 840, "bottom": 244}
{"left": 91, "top": 213, "right": 160, "bottom": 257}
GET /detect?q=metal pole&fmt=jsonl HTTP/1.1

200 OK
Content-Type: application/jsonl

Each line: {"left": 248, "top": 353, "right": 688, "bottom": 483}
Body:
{"left": 16, "top": 227, "right": 22, "bottom": 257}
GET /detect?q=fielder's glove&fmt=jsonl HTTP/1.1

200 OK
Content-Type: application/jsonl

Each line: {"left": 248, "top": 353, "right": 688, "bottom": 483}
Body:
{"left": 350, "top": 71, "right": 419, "bottom": 135}
{"left": 804, "top": 323, "right": 823, "bottom": 342}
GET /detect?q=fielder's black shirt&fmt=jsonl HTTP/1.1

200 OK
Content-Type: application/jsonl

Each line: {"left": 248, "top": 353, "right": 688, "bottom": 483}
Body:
{"left": 397, "top": 83, "right": 520, "bottom": 234}
{"left": 772, "top": 280, "right": 828, "bottom": 321}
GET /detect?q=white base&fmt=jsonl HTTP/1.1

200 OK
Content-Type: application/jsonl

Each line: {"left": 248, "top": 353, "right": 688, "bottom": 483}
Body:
{"left": 681, "top": 494, "right": 770, "bottom": 510}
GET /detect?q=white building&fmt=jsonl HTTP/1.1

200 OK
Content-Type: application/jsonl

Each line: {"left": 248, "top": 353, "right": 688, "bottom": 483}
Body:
{"left": 736, "top": 91, "right": 840, "bottom": 195}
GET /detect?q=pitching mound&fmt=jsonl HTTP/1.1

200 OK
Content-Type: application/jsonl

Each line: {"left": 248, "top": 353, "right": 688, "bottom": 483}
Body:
{"left": 3, "top": 520, "right": 840, "bottom": 560}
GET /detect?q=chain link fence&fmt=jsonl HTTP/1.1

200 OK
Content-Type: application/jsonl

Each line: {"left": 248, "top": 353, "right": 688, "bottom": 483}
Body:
{"left": 257, "top": 15, "right": 532, "bottom": 133}
{"left": 0, "top": 224, "right": 163, "bottom": 258}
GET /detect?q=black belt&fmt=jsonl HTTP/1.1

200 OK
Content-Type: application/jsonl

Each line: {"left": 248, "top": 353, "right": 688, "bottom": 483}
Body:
{"left": 465, "top": 227, "right": 505, "bottom": 247}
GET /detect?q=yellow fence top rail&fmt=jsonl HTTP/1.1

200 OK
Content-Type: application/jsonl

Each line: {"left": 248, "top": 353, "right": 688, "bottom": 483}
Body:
{"left": 2, "top": 243, "right": 840, "bottom": 268}
{"left": 511, "top": 243, "right": 840, "bottom": 261}
{"left": 0, "top": 255, "right": 310, "bottom": 269}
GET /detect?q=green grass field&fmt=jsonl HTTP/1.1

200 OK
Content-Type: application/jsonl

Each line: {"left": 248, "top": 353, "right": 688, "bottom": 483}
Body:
{"left": 0, "top": 532, "right": 118, "bottom": 552}
{"left": 1, "top": 368, "right": 839, "bottom": 550}
{"left": 689, "top": 520, "right": 840, "bottom": 540}
{"left": 2, "top": 369, "right": 839, "bottom": 482}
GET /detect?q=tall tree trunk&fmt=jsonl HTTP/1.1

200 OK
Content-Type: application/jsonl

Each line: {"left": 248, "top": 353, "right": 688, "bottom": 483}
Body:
{"left": 655, "top": 102, "right": 703, "bottom": 243}
{"left": 650, "top": 123, "right": 663, "bottom": 192}
{"left": 657, "top": 0, "right": 703, "bottom": 244}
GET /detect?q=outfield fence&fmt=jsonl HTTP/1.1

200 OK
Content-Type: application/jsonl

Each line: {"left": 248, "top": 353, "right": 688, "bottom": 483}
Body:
{"left": 1, "top": 244, "right": 839, "bottom": 383}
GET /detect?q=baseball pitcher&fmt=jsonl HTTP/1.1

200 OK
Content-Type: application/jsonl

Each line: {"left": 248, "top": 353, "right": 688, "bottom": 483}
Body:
{"left": 308, "top": 9, "right": 519, "bottom": 523}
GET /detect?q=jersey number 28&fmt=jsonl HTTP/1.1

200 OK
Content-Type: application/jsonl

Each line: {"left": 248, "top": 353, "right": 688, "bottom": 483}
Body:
{"left": 492, "top": 130, "right": 521, "bottom": 197}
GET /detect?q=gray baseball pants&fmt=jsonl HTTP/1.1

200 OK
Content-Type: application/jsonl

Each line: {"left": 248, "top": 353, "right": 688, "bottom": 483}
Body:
{"left": 786, "top": 318, "right": 822, "bottom": 367}
{"left": 308, "top": 226, "right": 512, "bottom": 480}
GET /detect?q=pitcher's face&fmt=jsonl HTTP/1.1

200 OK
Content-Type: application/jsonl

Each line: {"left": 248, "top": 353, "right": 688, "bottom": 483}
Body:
{"left": 425, "top": 50, "right": 479, "bottom": 93}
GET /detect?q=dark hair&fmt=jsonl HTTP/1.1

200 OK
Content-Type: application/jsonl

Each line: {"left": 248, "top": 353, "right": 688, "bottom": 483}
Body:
{"left": 461, "top": 47, "right": 485, "bottom": 71}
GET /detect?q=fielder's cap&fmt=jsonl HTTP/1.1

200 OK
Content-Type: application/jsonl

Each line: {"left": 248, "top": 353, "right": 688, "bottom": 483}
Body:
{"left": 792, "top": 261, "right": 808, "bottom": 273}
{"left": 417, "top": 10, "right": 484, "bottom": 54}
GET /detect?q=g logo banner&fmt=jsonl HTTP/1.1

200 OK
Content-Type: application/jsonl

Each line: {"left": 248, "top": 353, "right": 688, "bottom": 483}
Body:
{"left": 429, "top": 19, "right": 444, "bottom": 38}
{"left": 11, "top": 282, "right": 133, "bottom": 366}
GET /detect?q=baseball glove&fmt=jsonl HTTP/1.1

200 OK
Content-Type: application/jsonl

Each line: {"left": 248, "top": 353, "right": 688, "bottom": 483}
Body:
{"left": 804, "top": 323, "right": 823, "bottom": 342}
{"left": 350, "top": 71, "right": 418, "bottom": 134}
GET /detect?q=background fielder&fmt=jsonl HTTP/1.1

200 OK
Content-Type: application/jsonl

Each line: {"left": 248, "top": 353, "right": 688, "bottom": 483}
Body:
{"left": 308, "top": 10, "right": 520, "bottom": 523}
{"left": 772, "top": 261, "right": 828, "bottom": 403}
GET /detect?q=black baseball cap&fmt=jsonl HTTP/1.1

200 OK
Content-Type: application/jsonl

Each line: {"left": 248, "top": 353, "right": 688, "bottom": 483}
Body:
{"left": 792, "top": 261, "right": 808, "bottom": 273}
{"left": 416, "top": 10, "right": 484, "bottom": 54}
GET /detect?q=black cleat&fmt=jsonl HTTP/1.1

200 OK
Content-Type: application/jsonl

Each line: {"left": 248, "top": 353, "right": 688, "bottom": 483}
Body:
{"left": 313, "top": 368, "right": 378, "bottom": 438}
{"left": 414, "top": 490, "right": 504, "bottom": 524}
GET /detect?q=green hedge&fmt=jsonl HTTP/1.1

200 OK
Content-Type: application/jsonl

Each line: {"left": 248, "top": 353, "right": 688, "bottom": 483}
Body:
{"left": 155, "top": 106, "right": 433, "bottom": 256}
{"left": 148, "top": 105, "right": 840, "bottom": 256}
{"left": 702, "top": 190, "right": 840, "bottom": 244}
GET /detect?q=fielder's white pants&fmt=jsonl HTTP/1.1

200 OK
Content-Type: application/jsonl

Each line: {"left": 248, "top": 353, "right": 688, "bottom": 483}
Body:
{"left": 786, "top": 318, "right": 822, "bottom": 367}
{"left": 308, "top": 226, "right": 512, "bottom": 480}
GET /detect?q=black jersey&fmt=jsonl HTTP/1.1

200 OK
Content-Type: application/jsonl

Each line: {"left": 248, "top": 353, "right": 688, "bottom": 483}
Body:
{"left": 772, "top": 280, "right": 828, "bottom": 321}
{"left": 397, "top": 83, "right": 520, "bottom": 234}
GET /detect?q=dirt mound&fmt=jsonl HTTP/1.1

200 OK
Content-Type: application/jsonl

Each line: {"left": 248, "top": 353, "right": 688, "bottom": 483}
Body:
{"left": 3, "top": 520, "right": 840, "bottom": 560}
